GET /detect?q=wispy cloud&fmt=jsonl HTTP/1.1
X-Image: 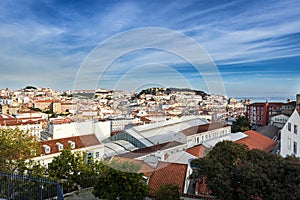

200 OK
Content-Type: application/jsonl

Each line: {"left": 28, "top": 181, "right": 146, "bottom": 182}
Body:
{"left": 0, "top": 0, "right": 299, "bottom": 97}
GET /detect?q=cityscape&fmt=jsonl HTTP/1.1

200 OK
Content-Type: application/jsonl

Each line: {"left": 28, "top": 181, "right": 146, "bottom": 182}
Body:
{"left": 1, "top": 0, "right": 300, "bottom": 200}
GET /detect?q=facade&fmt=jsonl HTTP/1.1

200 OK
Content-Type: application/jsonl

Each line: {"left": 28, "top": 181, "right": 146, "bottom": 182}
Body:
{"left": 270, "top": 114, "right": 289, "bottom": 129}
{"left": 33, "top": 134, "right": 104, "bottom": 166}
{"left": 247, "top": 102, "right": 282, "bottom": 127}
{"left": 109, "top": 116, "right": 141, "bottom": 132}
{"left": 110, "top": 116, "right": 208, "bottom": 149}
{"left": 51, "top": 101, "right": 62, "bottom": 113}
{"left": 34, "top": 100, "right": 53, "bottom": 111}
{"left": 280, "top": 109, "right": 300, "bottom": 157}
{"left": 181, "top": 122, "right": 231, "bottom": 148}
{"left": 281, "top": 101, "right": 296, "bottom": 116}
{"left": 0, "top": 114, "right": 46, "bottom": 139}
{"left": 44, "top": 120, "right": 111, "bottom": 141}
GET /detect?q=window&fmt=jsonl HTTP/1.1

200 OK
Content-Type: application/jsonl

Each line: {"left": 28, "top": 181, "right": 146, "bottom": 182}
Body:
{"left": 294, "top": 141, "right": 297, "bottom": 155}
{"left": 288, "top": 138, "right": 291, "bottom": 150}
{"left": 95, "top": 152, "right": 100, "bottom": 158}
{"left": 288, "top": 123, "right": 291, "bottom": 131}
{"left": 294, "top": 125, "right": 298, "bottom": 135}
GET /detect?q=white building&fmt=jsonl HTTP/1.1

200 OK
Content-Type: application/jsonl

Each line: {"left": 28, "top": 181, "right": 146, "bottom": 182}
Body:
{"left": 111, "top": 115, "right": 231, "bottom": 151}
{"left": 109, "top": 116, "right": 141, "bottom": 132}
{"left": 0, "top": 114, "right": 46, "bottom": 139}
{"left": 44, "top": 120, "right": 111, "bottom": 142}
{"left": 280, "top": 109, "right": 300, "bottom": 157}
{"left": 32, "top": 134, "right": 104, "bottom": 166}
{"left": 270, "top": 114, "right": 289, "bottom": 129}
{"left": 118, "top": 116, "right": 208, "bottom": 148}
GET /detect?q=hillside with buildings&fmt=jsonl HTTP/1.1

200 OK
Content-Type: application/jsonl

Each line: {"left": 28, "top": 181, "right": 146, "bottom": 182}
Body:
{"left": 1, "top": 86, "right": 300, "bottom": 199}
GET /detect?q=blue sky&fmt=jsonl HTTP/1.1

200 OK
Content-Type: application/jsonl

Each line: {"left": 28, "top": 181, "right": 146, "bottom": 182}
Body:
{"left": 1, "top": 0, "right": 300, "bottom": 98}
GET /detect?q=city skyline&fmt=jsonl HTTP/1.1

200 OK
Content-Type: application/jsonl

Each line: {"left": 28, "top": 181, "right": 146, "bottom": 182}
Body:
{"left": 1, "top": 0, "right": 300, "bottom": 97}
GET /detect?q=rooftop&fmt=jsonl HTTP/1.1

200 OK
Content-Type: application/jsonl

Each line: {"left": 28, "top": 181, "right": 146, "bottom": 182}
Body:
{"left": 186, "top": 145, "right": 208, "bottom": 158}
{"left": 148, "top": 162, "right": 188, "bottom": 196}
{"left": 235, "top": 130, "right": 277, "bottom": 152}
{"left": 125, "top": 116, "right": 208, "bottom": 146}
{"left": 118, "top": 141, "right": 184, "bottom": 159}
{"left": 39, "top": 134, "right": 100, "bottom": 155}
{"left": 182, "top": 122, "right": 225, "bottom": 136}
{"left": 202, "top": 132, "right": 248, "bottom": 148}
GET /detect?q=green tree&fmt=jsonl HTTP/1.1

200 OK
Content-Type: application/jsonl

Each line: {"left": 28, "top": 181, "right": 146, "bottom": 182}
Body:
{"left": 156, "top": 184, "right": 180, "bottom": 200}
{"left": 0, "top": 127, "right": 39, "bottom": 173}
{"left": 231, "top": 115, "right": 250, "bottom": 133}
{"left": 191, "top": 141, "right": 249, "bottom": 199}
{"left": 93, "top": 161, "right": 148, "bottom": 200}
{"left": 47, "top": 148, "right": 85, "bottom": 192}
{"left": 190, "top": 141, "right": 300, "bottom": 200}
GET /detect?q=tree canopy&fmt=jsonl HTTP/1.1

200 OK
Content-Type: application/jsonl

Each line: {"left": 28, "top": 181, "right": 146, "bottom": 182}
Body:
{"left": 156, "top": 184, "right": 180, "bottom": 200}
{"left": 190, "top": 141, "right": 300, "bottom": 200}
{"left": 231, "top": 115, "right": 250, "bottom": 132}
{"left": 0, "top": 127, "right": 39, "bottom": 173}
{"left": 92, "top": 161, "right": 148, "bottom": 200}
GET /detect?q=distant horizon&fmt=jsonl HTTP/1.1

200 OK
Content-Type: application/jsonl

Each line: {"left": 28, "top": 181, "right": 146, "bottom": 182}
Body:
{"left": 1, "top": 85, "right": 298, "bottom": 103}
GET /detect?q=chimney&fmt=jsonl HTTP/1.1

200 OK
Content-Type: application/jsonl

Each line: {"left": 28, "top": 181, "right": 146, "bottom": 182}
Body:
{"left": 297, "top": 94, "right": 300, "bottom": 108}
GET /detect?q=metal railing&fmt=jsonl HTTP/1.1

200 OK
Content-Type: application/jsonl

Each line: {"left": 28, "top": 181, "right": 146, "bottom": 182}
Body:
{"left": 0, "top": 172, "right": 63, "bottom": 200}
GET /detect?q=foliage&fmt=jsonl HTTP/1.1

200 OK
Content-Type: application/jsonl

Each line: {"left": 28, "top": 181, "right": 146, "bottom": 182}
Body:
{"left": 156, "top": 184, "right": 180, "bottom": 200}
{"left": 47, "top": 148, "right": 96, "bottom": 192}
{"left": 190, "top": 141, "right": 300, "bottom": 200}
{"left": 0, "top": 127, "right": 39, "bottom": 173}
{"left": 231, "top": 115, "right": 250, "bottom": 133}
{"left": 93, "top": 161, "right": 148, "bottom": 200}
{"left": 29, "top": 107, "right": 42, "bottom": 112}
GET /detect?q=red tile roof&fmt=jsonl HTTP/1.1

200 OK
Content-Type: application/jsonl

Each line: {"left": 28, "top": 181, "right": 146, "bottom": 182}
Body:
{"left": 39, "top": 134, "right": 100, "bottom": 155}
{"left": 0, "top": 118, "right": 45, "bottom": 126}
{"left": 34, "top": 100, "right": 53, "bottom": 103}
{"left": 182, "top": 122, "right": 225, "bottom": 136}
{"left": 148, "top": 162, "right": 188, "bottom": 196}
{"left": 235, "top": 130, "right": 277, "bottom": 152}
{"left": 186, "top": 145, "right": 208, "bottom": 158}
{"left": 139, "top": 116, "right": 151, "bottom": 123}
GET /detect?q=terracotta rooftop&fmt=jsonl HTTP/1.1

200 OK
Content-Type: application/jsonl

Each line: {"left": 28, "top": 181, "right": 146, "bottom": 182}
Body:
{"left": 118, "top": 141, "right": 184, "bottom": 159}
{"left": 148, "top": 162, "right": 188, "bottom": 196}
{"left": 186, "top": 145, "right": 208, "bottom": 158}
{"left": 50, "top": 118, "right": 74, "bottom": 124}
{"left": 0, "top": 118, "right": 45, "bottom": 126}
{"left": 34, "top": 100, "right": 53, "bottom": 103}
{"left": 39, "top": 134, "right": 100, "bottom": 155}
{"left": 139, "top": 116, "right": 151, "bottom": 123}
{"left": 235, "top": 130, "right": 277, "bottom": 152}
{"left": 182, "top": 122, "right": 225, "bottom": 136}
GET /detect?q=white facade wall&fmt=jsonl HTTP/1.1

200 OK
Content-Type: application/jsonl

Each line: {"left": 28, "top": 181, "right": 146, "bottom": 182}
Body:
{"left": 95, "top": 121, "right": 111, "bottom": 141}
{"left": 32, "top": 144, "right": 104, "bottom": 166}
{"left": 51, "top": 121, "right": 111, "bottom": 140}
{"left": 0, "top": 99, "right": 13, "bottom": 105}
{"left": 186, "top": 126, "right": 231, "bottom": 148}
{"left": 270, "top": 114, "right": 289, "bottom": 129}
{"left": 0, "top": 123, "right": 43, "bottom": 139}
{"left": 281, "top": 110, "right": 300, "bottom": 157}
{"left": 111, "top": 118, "right": 140, "bottom": 132}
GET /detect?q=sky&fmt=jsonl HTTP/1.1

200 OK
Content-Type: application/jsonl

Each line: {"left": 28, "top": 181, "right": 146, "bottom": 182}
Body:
{"left": 1, "top": 0, "right": 300, "bottom": 98}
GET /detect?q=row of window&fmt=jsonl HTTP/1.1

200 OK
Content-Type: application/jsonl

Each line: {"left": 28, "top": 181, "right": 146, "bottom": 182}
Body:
{"left": 273, "top": 118, "right": 286, "bottom": 122}
{"left": 287, "top": 123, "right": 298, "bottom": 134}
{"left": 193, "top": 129, "right": 230, "bottom": 145}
